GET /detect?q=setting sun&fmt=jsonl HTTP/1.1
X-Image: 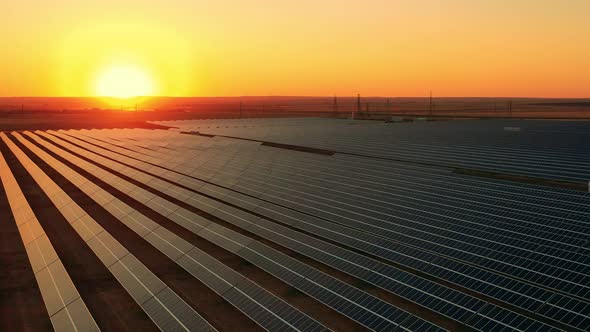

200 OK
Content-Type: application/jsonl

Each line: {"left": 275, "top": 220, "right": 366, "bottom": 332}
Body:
{"left": 95, "top": 65, "right": 155, "bottom": 98}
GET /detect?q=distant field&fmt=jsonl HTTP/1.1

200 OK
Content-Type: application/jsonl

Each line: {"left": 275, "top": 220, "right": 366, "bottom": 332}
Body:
{"left": 1, "top": 97, "right": 589, "bottom": 131}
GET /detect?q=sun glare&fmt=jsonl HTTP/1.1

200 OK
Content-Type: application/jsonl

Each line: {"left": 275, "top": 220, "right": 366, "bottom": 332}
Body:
{"left": 95, "top": 65, "right": 155, "bottom": 98}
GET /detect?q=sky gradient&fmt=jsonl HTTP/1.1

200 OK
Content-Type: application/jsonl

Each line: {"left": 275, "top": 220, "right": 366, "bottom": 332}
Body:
{"left": 1, "top": 0, "right": 589, "bottom": 97}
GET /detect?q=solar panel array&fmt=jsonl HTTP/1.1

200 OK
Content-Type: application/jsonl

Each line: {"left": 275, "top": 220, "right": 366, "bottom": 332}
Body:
{"left": 1, "top": 117, "right": 589, "bottom": 331}
{"left": 155, "top": 118, "right": 590, "bottom": 182}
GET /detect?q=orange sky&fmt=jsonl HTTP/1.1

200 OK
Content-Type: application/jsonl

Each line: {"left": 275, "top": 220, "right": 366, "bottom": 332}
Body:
{"left": 1, "top": 0, "right": 589, "bottom": 97}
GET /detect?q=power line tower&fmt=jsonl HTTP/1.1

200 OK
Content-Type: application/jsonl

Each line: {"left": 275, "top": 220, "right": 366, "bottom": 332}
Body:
{"left": 357, "top": 94, "right": 361, "bottom": 115}
{"left": 429, "top": 91, "right": 433, "bottom": 116}
{"left": 333, "top": 96, "right": 338, "bottom": 115}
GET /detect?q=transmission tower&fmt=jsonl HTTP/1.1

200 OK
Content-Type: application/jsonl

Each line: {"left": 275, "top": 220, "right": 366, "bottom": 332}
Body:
{"left": 429, "top": 91, "right": 433, "bottom": 116}
{"left": 357, "top": 94, "right": 361, "bottom": 114}
{"left": 333, "top": 96, "right": 338, "bottom": 114}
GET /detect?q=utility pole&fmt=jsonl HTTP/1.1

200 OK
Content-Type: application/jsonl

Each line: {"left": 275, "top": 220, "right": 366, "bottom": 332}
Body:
{"left": 389, "top": 98, "right": 394, "bottom": 116}
{"left": 357, "top": 94, "right": 361, "bottom": 115}
{"left": 429, "top": 91, "right": 433, "bottom": 116}
{"left": 333, "top": 96, "right": 338, "bottom": 115}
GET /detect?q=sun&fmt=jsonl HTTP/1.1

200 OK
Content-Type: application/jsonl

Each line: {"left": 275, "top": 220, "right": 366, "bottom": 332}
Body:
{"left": 95, "top": 65, "right": 155, "bottom": 98}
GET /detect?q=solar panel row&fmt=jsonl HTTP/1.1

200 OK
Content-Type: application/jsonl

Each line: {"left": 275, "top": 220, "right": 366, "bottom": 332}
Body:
{"left": 38, "top": 130, "right": 442, "bottom": 331}
{"left": 0, "top": 141, "right": 99, "bottom": 331}
{"left": 154, "top": 118, "right": 590, "bottom": 182}
{"left": 75, "top": 124, "right": 590, "bottom": 330}
{"left": 7, "top": 132, "right": 217, "bottom": 332}
{"left": 2, "top": 117, "right": 589, "bottom": 332}
{"left": 81, "top": 130, "right": 588, "bottom": 252}
{"left": 24, "top": 131, "right": 329, "bottom": 332}
{"left": 45, "top": 128, "right": 580, "bottom": 330}
{"left": 65, "top": 126, "right": 586, "bottom": 326}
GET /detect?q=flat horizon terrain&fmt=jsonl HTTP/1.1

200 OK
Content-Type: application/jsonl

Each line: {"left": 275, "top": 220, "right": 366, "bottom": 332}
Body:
{"left": 1, "top": 97, "right": 590, "bottom": 132}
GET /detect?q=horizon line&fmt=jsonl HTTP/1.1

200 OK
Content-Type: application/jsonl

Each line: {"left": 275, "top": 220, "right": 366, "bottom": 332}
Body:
{"left": 1, "top": 95, "right": 589, "bottom": 100}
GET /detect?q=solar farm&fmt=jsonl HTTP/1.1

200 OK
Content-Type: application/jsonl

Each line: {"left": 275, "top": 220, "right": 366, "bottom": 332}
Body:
{"left": 1, "top": 117, "right": 589, "bottom": 332}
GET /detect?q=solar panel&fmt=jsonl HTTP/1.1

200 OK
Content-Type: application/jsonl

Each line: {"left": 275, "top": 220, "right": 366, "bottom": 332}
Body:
{"left": 25, "top": 131, "right": 331, "bottom": 332}
{"left": 0, "top": 134, "right": 100, "bottom": 331}
{"left": 47, "top": 130, "right": 443, "bottom": 331}
{"left": 70, "top": 126, "right": 590, "bottom": 330}
{"left": 14, "top": 132, "right": 217, "bottom": 332}
{"left": 7, "top": 118, "right": 587, "bottom": 332}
